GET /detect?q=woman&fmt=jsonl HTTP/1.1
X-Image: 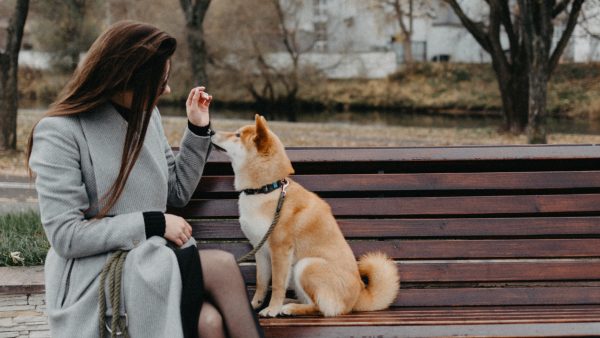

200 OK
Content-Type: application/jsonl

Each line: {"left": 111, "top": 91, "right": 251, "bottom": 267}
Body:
{"left": 27, "top": 21, "right": 264, "bottom": 338}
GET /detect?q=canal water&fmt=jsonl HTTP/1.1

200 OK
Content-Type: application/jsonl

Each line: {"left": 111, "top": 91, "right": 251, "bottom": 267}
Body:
{"left": 19, "top": 105, "right": 600, "bottom": 135}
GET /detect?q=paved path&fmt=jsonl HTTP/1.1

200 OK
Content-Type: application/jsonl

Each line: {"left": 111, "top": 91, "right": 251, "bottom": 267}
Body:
{"left": 0, "top": 175, "right": 38, "bottom": 215}
{"left": 0, "top": 267, "right": 48, "bottom": 338}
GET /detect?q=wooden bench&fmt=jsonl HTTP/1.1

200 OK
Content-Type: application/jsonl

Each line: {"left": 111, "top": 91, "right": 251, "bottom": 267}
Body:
{"left": 168, "top": 145, "right": 600, "bottom": 337}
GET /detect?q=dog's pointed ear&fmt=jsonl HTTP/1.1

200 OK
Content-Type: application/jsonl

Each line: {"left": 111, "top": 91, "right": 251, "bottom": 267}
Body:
{"left": 254, "top": 114, "right": 270, "bottom": 153}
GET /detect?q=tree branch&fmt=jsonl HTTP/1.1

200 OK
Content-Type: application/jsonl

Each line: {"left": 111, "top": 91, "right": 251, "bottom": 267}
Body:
{"left": 487, "top": 1, "right": 511, "bottom": 71}
{"left": 553, "top": 0, "right": 571, "bottom": 17}
{"left": 549, "top": 0, "right": 584, "bottom": 74}
{"left": 192, "top": 0, "right": 211, "bottom": 24}
{"left": 495, "top": 0, "right": 519, "bottom": 63}
{"left": 444, "top": 0, "right": 492, "bottom": 53}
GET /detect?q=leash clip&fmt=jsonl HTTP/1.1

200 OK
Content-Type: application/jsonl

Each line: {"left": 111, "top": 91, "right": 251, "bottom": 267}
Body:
{"left": 281, "top": 179, "right": 289, "bottom": 196}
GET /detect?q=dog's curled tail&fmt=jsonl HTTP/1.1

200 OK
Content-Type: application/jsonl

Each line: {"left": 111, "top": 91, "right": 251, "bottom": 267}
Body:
{"left": 353, "top": 252, "right": 399, "bottom": 312}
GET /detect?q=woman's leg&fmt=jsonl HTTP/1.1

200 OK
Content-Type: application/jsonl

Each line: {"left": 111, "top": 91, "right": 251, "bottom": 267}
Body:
{"left": 199, "top": 250, "right": 264, "bottom": 338}
{"left": 198, "top": 301, "right": 226, "bottom": 338}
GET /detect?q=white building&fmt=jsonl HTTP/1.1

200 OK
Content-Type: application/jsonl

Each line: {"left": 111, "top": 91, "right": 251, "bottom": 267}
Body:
{"left": 273, "top": 0, "right": 600, "bottom": 79}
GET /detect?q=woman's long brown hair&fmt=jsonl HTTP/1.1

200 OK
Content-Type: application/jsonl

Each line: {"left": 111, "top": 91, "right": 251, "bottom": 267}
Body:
{"left": 26, "top": 21, "right": 177, "bottom": 218}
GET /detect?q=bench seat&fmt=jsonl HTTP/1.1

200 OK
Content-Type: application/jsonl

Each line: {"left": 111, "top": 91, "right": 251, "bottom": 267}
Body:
{"left": 168, "top": 145, "right": 600, "bottom": 337}
{"left": 261, "top": 306, "right": 600, "bottom": 337}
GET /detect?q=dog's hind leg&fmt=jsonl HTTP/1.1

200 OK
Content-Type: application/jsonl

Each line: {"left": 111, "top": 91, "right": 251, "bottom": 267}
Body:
{"left": 281, "top": 303, "right": 319, "bottom": 316}
{"left": 293, "top": 257, "right": 350, "bottom": 317}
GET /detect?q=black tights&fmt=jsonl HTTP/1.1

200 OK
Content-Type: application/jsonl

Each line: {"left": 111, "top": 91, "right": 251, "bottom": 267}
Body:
{"left": 197, "top": 250, "right": 264, "bottom": 338}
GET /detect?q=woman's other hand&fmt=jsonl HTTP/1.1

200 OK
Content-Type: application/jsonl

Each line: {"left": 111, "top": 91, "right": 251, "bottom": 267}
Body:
{"left": 186, "top": 86, "right": 212, "bottom": 127}
{"left": 164, "top": 213, "right": 193, "bottom": 247}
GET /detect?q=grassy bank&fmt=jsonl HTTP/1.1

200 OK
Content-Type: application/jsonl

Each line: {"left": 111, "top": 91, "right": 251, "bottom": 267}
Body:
{"left": 0, "top": 211, "right": 49, "bottom": 267}
{"left": 20, "top": 63, "right": 600, "bottom": 119}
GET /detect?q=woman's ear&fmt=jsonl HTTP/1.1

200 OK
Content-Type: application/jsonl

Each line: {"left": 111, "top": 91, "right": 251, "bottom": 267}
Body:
{"left": 254, "top": 114, "right": 271, "bottom": 153}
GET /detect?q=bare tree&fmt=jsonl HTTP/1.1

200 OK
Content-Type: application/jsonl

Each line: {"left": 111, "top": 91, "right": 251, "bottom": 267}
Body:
{"left": 179, "top": 0, "right": 212, "bottom": 87}
{"left": 392, "top": 0, "right": 415, "bottom": 63}
{"left": 445, "top": 0, "right": 584, "bottom": 142}
{"left": 32, "top": 0, "right": 98, "bottom": 73}
{"left": 370, "top": 0, "right": 433, "bottom": 64}
{"left": 519, "top": 0, "right": 584, "bottom": 143}
{"left": 0, "top": 0, "right": 29, "bottom": 152}
{"left": 207, "top": 0, "right": 327, "bottom": 121}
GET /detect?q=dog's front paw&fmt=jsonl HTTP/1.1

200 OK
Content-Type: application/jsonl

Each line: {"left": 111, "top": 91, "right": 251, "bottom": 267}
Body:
{"left": 251, "top": 297, "right": 265, "bottom": 310}
{"left": 259, "top": 306, "right": 282, "bottom": 317}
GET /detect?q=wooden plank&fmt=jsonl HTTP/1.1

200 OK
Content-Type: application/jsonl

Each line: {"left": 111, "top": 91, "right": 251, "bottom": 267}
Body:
{"left": 181, "top": 145, "right": 600, "bottom": 175}
{"left": 171, "top": 194, "right": 600, "bottom": 218}
{"left": 258, "top": 305, "right": 600, "bottom": 337}
{"left": 191, "top": 217, "right": 600, "bottom": 239}
{"left": 262, "top": 321, "right": 600, "bottom": 338}
{"left": 401, "top": 260, "right": 600, "bottom": 283}
{"left": 395, "top": 287, "right": 600, "bottom": 307}
{"left": 199, "top": 238, "right": 600, "bottom": 260}
{"left": 238, "top": 261, "right": 600, "bottom": 284}
{"left": 182, "top": 145, "right": 600, "bottom": 163}
{"left": 245, "top": 285, "right": 600, "bottom": 308}
{"left": 193, "top": 171, "right": 600, "bottom": 196}
{"left": 260, "top": 306, "right": 600, "bottom": 325}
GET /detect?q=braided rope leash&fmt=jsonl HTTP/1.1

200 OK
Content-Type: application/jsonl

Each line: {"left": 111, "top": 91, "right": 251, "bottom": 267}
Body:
{"left": 237, "top": 179, "right": 289, "bottom": 264}
{"left": 99, "top": 250, "right": 130, "bottom": 338}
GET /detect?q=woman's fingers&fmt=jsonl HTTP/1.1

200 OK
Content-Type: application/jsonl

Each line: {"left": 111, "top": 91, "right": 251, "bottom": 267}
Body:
{"left": 186, "top": 88, "right": 196, "bottom": 107}
{"left": 179, "top": 232, "right": 189, "bottom": 244}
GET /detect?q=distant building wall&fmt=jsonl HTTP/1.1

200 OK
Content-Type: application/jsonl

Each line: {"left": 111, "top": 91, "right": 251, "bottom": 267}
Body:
{"left": 266, "top": 51, "right": 397, "bottom": 79}
{"left": 19, "top": 51, "right": 51, "bottom": 69}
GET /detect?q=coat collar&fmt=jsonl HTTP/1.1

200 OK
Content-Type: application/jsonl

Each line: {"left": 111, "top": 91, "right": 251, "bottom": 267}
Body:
{"left": 79, "top": 102, "right": 168, "bottom": 214}
{"left": 78, "top": 101, "right": 129, "bottom": 211}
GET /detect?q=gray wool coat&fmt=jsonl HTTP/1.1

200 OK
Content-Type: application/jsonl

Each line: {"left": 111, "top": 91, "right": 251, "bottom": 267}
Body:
{"left": 29, "top": 101, "right": 211, "bottom": 338}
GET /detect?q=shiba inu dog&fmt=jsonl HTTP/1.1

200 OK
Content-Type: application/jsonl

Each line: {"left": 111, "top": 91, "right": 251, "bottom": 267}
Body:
{"left": 211, "top": 115, "right": 399, "bottom": 317}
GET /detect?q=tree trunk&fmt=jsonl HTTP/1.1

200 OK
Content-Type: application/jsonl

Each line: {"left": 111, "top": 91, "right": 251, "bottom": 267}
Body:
{"left": 186, "top": 25, "right": 209, "bottom": 86}
{"left": 527, "top": 61, "right": 548, "bottom": 143}
{"left": 402, "top": 39, "right": 413, "bottom": 64}
{"left": 491, "top": 57, "right": 529, "bottom": 133}
{"left": 180, "top": 0, "right": 211, "bottom": 87}
{"left": 0, "top": 0, "right": 29, "bottom": 152}
{"left": 520, "top": 0, "right": 552, "bottom": 144}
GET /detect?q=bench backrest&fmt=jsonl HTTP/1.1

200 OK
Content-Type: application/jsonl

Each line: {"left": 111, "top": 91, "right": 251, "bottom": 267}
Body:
{"left": 169, "top": 145, "right": 600, "bottom": 308}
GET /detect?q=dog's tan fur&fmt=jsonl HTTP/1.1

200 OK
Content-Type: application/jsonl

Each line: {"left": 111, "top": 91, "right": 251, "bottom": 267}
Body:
{"left": 211, "top": 115, "right": 400, "bottom": 317}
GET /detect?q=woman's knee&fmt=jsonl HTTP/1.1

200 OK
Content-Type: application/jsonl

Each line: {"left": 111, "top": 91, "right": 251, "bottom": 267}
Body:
{"left": 198, "top": 302, "right": 224, "bottom": 335}
{"left": 200, "top": 249, "right": 237, "bottom": 271}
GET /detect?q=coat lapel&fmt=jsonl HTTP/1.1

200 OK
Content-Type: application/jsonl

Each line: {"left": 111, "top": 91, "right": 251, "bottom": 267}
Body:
{"left": 79, "top": 102, "right": 128, "bottom": 210}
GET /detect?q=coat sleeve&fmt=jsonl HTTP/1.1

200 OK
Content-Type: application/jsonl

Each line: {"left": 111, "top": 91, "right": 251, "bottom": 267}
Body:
{"left": 154, "top": 109, "right": 212, "bottom": 208}
{"left": 29, "top": 116, "right": 147, "bottom": 259}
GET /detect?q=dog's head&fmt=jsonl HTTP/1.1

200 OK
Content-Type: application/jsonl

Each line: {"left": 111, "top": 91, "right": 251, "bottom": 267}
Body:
{"left": 211, "top": 114, "right": 294, "bottom": 190}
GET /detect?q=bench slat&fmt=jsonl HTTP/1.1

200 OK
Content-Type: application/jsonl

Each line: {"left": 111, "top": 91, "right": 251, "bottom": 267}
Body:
{"left": 194, "top": 171, "right": 600, "bottom": 196}
{"left": 395, "top": 287, "right": 600, "bottom": 307}
{"left": 171, "top": 194, "right": 600, "bottom": 217}
{"left": 261, "top": 306, "right": 600, "bottom": 325}
{"left": 238, "top": 261, "right": 600, "bottom": 284}
{"left": 190, "top": 145, "right": 600, "bottom": 175}
{"left": 260, "top": 306, "right": 600, "bottom": 338}
{"left": 191, "top": 217, "right": 600, "bottom": 239}
{"left": 195, "top": 145, "right": 600, "bottom": 163}
{"left": 199, "top": 238, "right": 600, "bottom": 260}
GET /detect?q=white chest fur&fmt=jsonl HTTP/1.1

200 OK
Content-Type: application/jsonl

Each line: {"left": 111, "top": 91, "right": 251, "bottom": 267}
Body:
{"left": 238, "top": 191, "right": 279, "bottom": 247}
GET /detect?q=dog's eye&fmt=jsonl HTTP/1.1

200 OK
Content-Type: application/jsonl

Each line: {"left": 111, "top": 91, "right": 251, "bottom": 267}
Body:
{"left": 235, "top": 132, "right": 240, "bottom": 138}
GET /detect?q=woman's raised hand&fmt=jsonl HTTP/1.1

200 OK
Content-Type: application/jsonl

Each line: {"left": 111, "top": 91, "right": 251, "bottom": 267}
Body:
{"left": 164, "top": 213, "right": 193, "bottom": 247}
{"left": 186, "top": 86, "right": 212, "bottom": 127}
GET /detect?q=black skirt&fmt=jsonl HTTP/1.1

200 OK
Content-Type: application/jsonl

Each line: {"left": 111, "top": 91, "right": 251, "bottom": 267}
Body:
{"left": 170, "top": 244, "right": 204, "bottom": 338}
